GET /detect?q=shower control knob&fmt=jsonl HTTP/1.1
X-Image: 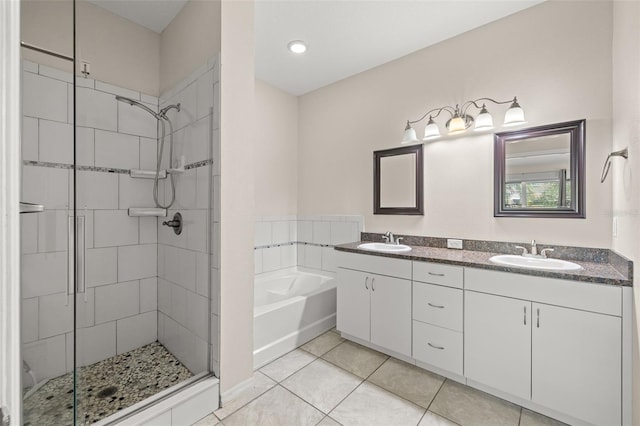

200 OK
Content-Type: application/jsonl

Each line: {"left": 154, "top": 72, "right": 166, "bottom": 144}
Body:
{"left": 162, "top": 212, "right": 182, "bottom": 235}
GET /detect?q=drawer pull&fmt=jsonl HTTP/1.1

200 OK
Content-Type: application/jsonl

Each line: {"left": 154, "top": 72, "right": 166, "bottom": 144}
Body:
{"left": 364, "top": 277, "right": 369, "bottom": 290}
{"left": 371, "top": 277, "right": 376, "bottom": 291}
{"left": 537, "top": 308, "right": 540, "bottom": 328}
{"left": 427, "top": 272, "right": 445, "bottom": 277}
{"left": 428, "top": 342, "right": 445, "bottom": 350}
{"left": 428, "top": 302, "right": 445, "bottom": 309}
{"left": 524, "top": 305, "right": 527, "bottom": 325}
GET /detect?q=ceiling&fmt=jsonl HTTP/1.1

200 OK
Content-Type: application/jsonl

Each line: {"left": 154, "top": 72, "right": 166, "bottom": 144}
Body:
{"left": 87, "top": 0, "right": 188, "bottom": 33}
{"left": 88, "top": 0, "right": 543, "bottom": 96}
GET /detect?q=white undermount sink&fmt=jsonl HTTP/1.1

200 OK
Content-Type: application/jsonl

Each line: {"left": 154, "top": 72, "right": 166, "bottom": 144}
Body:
{"left": 357, "top": 242, "right": 412, "bottom": 253}
{"left": 489, "top": 254, "right": 582, "bottom": 271}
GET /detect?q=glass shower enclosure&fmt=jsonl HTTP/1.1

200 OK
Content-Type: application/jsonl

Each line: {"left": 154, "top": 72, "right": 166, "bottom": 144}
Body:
{"left": 19, "top": 1, "right": 217, "bottom": 424}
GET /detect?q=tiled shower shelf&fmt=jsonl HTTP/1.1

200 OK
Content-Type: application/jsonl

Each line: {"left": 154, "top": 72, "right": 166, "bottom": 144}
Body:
{"left": 130, "top": 169, "right": 167, "bottom": 179}
{"left": 128, "top": 208, "right": 168, "bottom": 217}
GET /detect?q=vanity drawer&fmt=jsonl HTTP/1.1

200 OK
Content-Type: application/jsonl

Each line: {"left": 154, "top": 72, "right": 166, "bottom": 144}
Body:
{"left": 413, "top": 282, "right": 463, "bottom": 331}
{"left": 413, "top": 262, "right": 463, "bottom": 288}
{"left": 413, "top": 321, "right": 463, "bottom": 375}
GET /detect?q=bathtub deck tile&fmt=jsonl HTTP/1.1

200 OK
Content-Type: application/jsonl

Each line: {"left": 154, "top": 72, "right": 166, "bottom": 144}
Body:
{"left": 300, "top": 331, "right": 345, "bottom": 357}
{"left": 260, "top": 349, "right": 317, "bottom": 383}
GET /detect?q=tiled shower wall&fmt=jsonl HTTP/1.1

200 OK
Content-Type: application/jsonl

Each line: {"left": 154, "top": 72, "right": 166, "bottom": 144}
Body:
{"left": 254, "top": 215, "right": 364, "bottom": 276}
{"left": 156, "top": 56, "right": 220, "bottom": 375}
{"left": 21, "top": 61, "right": 160, "bottom": 382}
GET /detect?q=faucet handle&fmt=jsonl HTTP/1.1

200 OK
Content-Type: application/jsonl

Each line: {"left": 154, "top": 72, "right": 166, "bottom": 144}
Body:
{"left": 382, "top": 234, "right": 390, "bottom": 243}
{"left": 515, "top": 245, "right": 528, "bottom": 256}
{"left": 540, "top": 248, "right": 554, "bottom": 258}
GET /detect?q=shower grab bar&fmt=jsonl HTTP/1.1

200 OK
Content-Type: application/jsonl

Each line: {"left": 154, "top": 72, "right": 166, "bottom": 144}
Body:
{"left": 20, "top": 41, "right": 73, "bottom": 62}
{"left": 68, "top": 216, "right": 86, "bottom": 295}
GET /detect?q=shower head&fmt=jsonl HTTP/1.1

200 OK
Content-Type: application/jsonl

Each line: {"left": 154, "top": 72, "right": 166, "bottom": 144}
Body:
{"left": 115, "top": 95, "right": 161, "bottom": 120}
{"left": 159, "top": 103, "right": 181, "bottom": 119}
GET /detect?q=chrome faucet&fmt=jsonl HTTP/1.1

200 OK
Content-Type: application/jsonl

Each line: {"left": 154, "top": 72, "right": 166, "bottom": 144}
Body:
{"left": 515, "top": 240, "right": 554, "bottom": 258}
{"left": 383, "top": 231, "right": 396, "bottom": 244}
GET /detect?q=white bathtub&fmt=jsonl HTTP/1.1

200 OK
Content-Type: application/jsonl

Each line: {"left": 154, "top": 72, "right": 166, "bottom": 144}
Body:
{"left": 253, "top": 269, "right": 337, "bottom": 368}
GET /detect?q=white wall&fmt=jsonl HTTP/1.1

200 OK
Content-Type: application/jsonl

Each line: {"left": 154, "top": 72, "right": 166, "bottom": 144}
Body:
{"left": 219, "top": 0, "right": 255, "bottom": 395}
{"left": 298, "top": 0, "right": 613, "bottom": 248}
{"left": 160, "top": 0, "right": 221, "bottom": 95}
{"left": 611, "top": 1, "right": 640, "bottom": 423}
{"left": 21, "top": 0, "right": 161, "bottom": 96}
{"left": 254, "top": 80, "right": 298, "bottom": 216}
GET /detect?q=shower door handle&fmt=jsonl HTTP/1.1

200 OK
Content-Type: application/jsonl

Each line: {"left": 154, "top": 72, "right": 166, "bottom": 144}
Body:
{"left": 68, "top": 216, "right": 86, "bottom": 295}
{"left": 19, "top": 201, "right": 44, "bottom": 214}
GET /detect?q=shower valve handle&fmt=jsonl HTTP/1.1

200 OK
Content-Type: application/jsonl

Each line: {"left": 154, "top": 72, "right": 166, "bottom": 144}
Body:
{"left": 162, "top": 212, "right": 183, "bottom": 235}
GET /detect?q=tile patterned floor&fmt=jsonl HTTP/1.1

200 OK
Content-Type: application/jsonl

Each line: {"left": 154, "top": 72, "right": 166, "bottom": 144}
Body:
{"left": 23, "top": 342, "right": 193, "bottom": 426}
{"left": 192, "top": 329, "right": 568, "bottom": 426}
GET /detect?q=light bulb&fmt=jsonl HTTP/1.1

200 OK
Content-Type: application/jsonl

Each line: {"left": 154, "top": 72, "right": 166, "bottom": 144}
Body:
{"left": 287, "top": 40, "right": 307, "bottom": 54}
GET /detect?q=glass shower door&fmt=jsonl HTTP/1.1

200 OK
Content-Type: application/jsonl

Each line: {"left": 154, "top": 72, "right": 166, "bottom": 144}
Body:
{"left": 20, "top": 48, "right": 78, "bottom": 426}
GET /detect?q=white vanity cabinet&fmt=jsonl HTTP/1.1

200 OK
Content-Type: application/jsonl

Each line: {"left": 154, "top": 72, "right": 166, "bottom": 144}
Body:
{"left": 412, "top": 262, "right": 464, "bottom": 375}
{"left": 336, "top": 252, "right": 412, "bottom": 357}
{"left": 465, "top": 268, "right": 622, "bottom": 426}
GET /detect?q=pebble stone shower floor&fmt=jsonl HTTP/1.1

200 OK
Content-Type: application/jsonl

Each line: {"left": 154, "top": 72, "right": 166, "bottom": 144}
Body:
{"left": 23, "top": 342, "right": 193, "bottom": 426}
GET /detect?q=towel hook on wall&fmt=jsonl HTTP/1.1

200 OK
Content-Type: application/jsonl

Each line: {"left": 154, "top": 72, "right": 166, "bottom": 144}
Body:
{"left": 600, "top": 147, "right": 628, "bottom": 183}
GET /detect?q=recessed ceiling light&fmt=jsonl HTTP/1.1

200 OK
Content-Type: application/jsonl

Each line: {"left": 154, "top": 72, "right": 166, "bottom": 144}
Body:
{"left": 287, "top": 40, "right": 307, "bottom": 54}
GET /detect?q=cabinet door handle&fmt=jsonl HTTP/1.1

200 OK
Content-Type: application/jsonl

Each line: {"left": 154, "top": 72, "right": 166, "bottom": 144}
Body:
{"left": 428, "top": 302, "right": 445, "bottom": 309}
{"left": 428, "top": 342, "right": 445, "bottom": 350}
{"left": 524, "top": 306, "right": 527, "bottom": 325}
{"left": 371, "top": 277, "right": 375, "bottom": 291}
{"left": 428, "top": 272, "right": 445, "bottom": 277}
{"left": 537, "top": 308, "right": 540, "bottom": 328}
{"left": 364, "top": 276, "right": 369, "bottom": 290}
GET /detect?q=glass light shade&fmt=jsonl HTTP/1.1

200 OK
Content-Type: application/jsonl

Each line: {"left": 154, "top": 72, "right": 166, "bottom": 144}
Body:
{"left": 504, "top": 100, "right": 525, "bottom": 125}
{"left": 401, "top": 122, "right": 419, "bottom": 144}
{"left": 448, "top": 115, "right": 467, "bottom": 134}
{"left": 474, "top": 108, "right": 494, "bottom": 131}
{"left": 423, "top": 117, "right": 441, "bottom": 140}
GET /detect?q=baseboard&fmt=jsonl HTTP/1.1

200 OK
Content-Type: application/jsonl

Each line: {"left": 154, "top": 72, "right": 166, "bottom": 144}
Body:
{"left": 220, "top": 375, "right": 254, "bottom": 405}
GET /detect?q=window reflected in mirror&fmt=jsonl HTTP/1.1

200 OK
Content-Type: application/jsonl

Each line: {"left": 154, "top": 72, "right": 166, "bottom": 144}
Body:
{"left": 495, "top": 120, "right": 585, "bottom": 218}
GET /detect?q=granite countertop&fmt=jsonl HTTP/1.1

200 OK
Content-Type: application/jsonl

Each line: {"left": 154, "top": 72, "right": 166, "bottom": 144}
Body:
{"left": 335, "top": 241, "right": 631, "bottom": 286}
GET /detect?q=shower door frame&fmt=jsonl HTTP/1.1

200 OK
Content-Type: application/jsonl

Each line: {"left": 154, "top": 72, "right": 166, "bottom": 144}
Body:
{"left": 0, "top": 0, "right": 24, "bottom": 425}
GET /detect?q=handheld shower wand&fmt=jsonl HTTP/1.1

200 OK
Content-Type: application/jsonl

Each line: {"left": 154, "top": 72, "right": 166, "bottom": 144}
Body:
{"left": 115, "top": 95, "right": 181, "bottom": 209}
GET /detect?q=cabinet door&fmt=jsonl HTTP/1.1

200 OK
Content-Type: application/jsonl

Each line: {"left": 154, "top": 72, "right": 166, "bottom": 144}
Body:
{"left": 465, "top": 291, "right": 531, "bottom": 399}
{"left": 370, "top": 274, "right": 411, "bottom": 356}
{"left": 532, "top": 303, "right": 621, "bottom": 426}
{"left": 336, "top": 268, "right": 370, "bottom": 342}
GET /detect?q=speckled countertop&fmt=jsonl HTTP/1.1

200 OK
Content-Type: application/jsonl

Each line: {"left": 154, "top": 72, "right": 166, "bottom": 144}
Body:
{"left": 335, "top": 242, "right": 632, "bottom": 286}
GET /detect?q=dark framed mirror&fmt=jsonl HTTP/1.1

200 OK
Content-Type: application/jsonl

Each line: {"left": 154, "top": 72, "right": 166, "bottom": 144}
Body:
{"left": 494, "top": 119, "right": 585, "bottom": 218}
{"left": 374, "top": 144, "right": 424, "bottom": 215}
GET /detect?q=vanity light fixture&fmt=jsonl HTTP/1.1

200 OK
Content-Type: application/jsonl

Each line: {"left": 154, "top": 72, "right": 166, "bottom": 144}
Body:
{"left": 287, "top": 40, "right": 307, "bottom": 54}
{"left": 401, "top": 97, "right": 526, "bottom": 144}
